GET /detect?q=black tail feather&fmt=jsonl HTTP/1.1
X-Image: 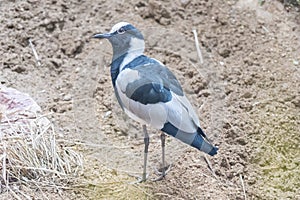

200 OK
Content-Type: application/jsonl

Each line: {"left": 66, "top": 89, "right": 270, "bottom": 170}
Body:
{"left": 197, "top": 127, "right": 209, "bottom": 140}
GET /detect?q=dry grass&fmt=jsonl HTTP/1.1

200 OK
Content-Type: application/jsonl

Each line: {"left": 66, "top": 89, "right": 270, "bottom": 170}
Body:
{"left": 0, "top": 115, "right": 83, "bottom": 199}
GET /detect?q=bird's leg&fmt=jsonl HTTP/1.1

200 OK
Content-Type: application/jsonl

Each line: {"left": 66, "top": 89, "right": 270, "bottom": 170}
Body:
{"left": 161, "top": 132, "right": 166, "bottom": 177}
{"left": 153, "top": 132, "right": 171, "bottom": 181}
{"left": 129, "top": 125, "right": 149, "bottom": 184}
{"left": 141, "top": 124, "right": 149, "bottom": 182}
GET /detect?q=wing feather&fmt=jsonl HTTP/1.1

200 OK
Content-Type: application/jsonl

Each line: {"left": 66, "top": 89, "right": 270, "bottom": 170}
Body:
{"left": 115, "top": 60, "right": 200, "bottom": 132}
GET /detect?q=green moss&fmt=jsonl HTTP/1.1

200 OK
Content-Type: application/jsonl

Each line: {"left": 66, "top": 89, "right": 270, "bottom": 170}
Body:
{"left": 250, "top": 101, "right": 300, "bottom": 198}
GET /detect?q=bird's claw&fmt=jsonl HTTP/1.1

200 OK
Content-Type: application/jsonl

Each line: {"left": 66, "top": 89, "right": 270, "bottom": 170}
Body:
{"left": 128, "top": 173, "right": 149, "bottom": 184}
{"left": 152, "top": 164, "right": 172, "bottom": 181}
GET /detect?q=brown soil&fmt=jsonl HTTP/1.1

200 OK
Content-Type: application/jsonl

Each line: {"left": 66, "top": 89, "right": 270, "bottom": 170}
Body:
{"left": 1, "top": 0, "right": 299, "bottom": 199}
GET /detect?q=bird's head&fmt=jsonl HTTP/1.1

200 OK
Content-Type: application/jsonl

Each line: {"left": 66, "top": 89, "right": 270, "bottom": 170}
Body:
{"left": 93, "top": 22, "right": 145, "bottom": 61}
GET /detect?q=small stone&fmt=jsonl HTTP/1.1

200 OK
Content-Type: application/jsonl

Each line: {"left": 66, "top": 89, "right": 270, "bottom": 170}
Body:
{"left": 218, "top": 48, "right": 231, "bottom": 58}
{"left": 241, "top": 91, "right": 252, "bottom": 98}
{"left": 46, "top": 22, "right": 56, "bottom": 32}
{"left": 181, "top": 0, "right": 191, "bottom": 7}
{"left": 63, "top": 94, "right": 72, "bottom": 101}
{"left": 236, "top": 137, "right": 247, "bottom": 145}
{"left": 12, "top": 65, "right": 26, "bottom": 73}
{"left": 103, "top": 111, "right": 112, "bottom": 118}
{"left": 75, "top": 67, "right": 81, "bottom": 73}
{"left": 199, "top": 89, "right": 211, "bottom": 97}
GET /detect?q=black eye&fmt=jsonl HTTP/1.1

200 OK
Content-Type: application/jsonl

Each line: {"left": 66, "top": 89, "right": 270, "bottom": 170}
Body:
{"left": 117, "top": 27, "right": 125, "bottom": 34}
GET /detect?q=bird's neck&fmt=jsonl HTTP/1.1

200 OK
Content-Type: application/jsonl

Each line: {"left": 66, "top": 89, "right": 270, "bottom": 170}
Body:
{"left": 118, "top": 49, "right": 144, "bottom": 71}
{"left": 110, "top": 37, "right": 145, "bottom": 86}
{"left": 110, "top": 49, "right": 144, "bottom": 87}
{"left": 113, "top": 37, "right": 145, "bottom": 71}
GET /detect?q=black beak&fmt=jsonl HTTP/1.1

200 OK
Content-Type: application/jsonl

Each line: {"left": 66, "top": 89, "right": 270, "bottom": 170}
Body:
{"left": 92, "top": 33, "right": 112, "bottom": 39}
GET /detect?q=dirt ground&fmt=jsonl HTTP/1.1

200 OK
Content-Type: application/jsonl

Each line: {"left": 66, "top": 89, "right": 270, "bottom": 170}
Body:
{"left": 1, "top": 0, "right": 299, "bottom": 199}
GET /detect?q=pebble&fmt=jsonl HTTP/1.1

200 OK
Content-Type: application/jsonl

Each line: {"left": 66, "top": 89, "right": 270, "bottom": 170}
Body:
{"left": 236, "top": 137, "right": 247, "bottom": 145}
{"left": 75, "top": 67, "right": 81, "bottom": 73}
{"left": 63, "top": 94, "right": 72, "bottom": 101}
{"left": 103, "top": 111, "right": 112, "bottom": 118}
{"left": 241, "top": 91, "right": 252, "bottom": 98}
{"left": 181, "top": 0, "right": 191, "bottom": 7}
{"left": 200, "top": 89, "right": 211, "bottom": 97}
{"left": 218, "top": 48, "right": 231, "bottom": 58}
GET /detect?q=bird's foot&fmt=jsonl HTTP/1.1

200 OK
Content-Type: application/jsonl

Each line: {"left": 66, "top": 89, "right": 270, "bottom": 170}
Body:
{"left": 128, "top": 173, "right": 149, "bottom": 184}
{"left": 152, "top": 164, "right": 172, "bottom": 181}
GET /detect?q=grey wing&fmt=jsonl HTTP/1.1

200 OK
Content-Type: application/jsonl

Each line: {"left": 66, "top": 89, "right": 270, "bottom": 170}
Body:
{"left": 138, "top": 63, "right": 201, "bottom": 130}
{"left": 118, "top": 63, "right": 200, "bottom": 131}
{"left": 135, "top": 63, "right": 184, "bottom": 96}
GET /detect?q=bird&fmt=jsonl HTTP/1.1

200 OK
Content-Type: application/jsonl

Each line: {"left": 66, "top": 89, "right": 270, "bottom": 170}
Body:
{"left": 93, "top": 22, "right": 218, "bottom": 182}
